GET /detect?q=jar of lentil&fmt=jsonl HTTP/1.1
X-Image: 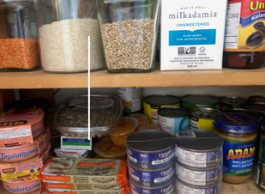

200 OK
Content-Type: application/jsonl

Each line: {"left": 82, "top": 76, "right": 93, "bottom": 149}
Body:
{"left": 0, "top": 0, "right": 40, "bottom": 71}
{"left": 213, "top": 113, "right": 257, "bottom": 184}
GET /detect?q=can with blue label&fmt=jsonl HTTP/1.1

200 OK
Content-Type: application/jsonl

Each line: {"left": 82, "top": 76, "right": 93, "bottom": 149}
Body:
{"left": 127, "top": 130, "right": 174, "bottom": 169}
{"left": 213, "top": 113, "right": 257, "bottom": 184}
{"left": 130, "top": 178, "right": 175, "bottom": 194}
{"left": 158, "top": 107, "right": 189, "bottom": 135}
{"left": 128, "top": 161, "right": 174, "bottom": 187}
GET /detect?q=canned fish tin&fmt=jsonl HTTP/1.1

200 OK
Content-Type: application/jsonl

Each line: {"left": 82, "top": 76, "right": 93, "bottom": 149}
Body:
{"left": 143, "top": 95, "right": 181, "bottom": 124}
{"left": 181, "top": 95, "right": 219, "bottom": 110}
{"left": 175, "top": 161, "right": 222, "bottom": 186}
{"left": 219, "top": 96, "right": 247, "bottom": 111}
{"left": 176, "top": 178, "right": 221, "bottom": 194}
{"left": 249, "top": 96, "right": 265, "bottom": 103}
{"left": 244, "top": 102, "right": 265, "bottom": 117}
{"left": 128, "top": 161, "right": 174, "bottom": 187}
{"left": 190, "top": 108, "right": 221, "bottom": 131}
{"left": 158, "top": 107, "right": 189, "bottom": 135}
{"left": 175, "top": 130, "right": 223, "bottom": 168}
{"left": 130, "top": 179, "right": 175, "bottom": 194}
{"left": 127, "top": 130, "right": 174, "bottom": 169}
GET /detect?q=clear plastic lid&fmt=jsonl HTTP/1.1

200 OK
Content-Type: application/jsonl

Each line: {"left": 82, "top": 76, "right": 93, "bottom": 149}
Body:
{"left": 110, "top": 117, "right": 139, "bottom": 136}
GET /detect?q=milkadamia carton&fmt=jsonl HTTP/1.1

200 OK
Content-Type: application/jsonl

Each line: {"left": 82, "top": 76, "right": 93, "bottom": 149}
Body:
{"left": 161, "top": 0, "right": 227, "bottom": 70}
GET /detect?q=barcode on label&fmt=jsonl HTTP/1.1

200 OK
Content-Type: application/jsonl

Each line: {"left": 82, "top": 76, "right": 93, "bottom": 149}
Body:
{"left": 178, "top": 47, "right": 196, "bottom": 55}
{"left": 176, "top": 132, "right": 196, "bottom": 137}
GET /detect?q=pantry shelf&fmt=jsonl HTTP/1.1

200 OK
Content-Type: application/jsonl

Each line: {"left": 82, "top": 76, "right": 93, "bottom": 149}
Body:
{"left": 90, "top": 67, "right": 265, "bottom": 88}
{"left": 0, "top": 70, "right": 88, "bottom": 89}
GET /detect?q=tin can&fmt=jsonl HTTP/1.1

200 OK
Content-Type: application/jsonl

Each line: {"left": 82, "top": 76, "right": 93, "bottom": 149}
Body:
{"left": 118, "top": 87, "right": 141, "bottom": 115}
{"left": 143, "top": 95, "right": 181, "bottom": 124}
{"left": 175, "top": 161, "right": 222, "bottom": 186}
{"left": 128, "top": 161, "right": 174, "bottom": 187}
{"left": 175, "top": 130, "right": 223, "bottom": 168}
{"left": 127, "top": 130, "right": 174, "bottom": 169}
{"left": 219, "top": 96, "right": 247, "bottom": 111}
{"left": 249, "top": 96, "right": 265, "bottom": 103}
{"left": 190, "top": 108, "right": 221, "bottom": 131}
{"left": 158, "top": 107, "right": 189, "bottom": 135}
{"left": 130, "top": 178, "right": 174, "bottom": 194}
{"left": 256, "top": 130, "right": 265, "bottom": 191}
{"left": 176, "top": 178, "right": 221, "bottom": 194}
{"left": 244, "top": 102, "right": 265, "bottom": 117}
{"left": 181, "top": 95, "right": 219, "bottom": 110}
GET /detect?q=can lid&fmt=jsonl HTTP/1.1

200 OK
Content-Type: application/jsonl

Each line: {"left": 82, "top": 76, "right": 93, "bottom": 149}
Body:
{"left": 175, "top": 130, "right": 223, "bottom": 151}
{"left": 191, "top": 108, "right": 221, "bottom": 120}
{"left": 144, "top": 95, "right": 180, "bottom": 106}
{"left": 219, "top": 96, "right": 247, "bottom": 105}
{"left": 244, "top": 102, "right": 265, "bottom": 114}
{"left": 127, "top": 130, "right": 174, "bottom": 151}
{"left": 224, "top": 108, "right": 260, "bottom": 121}
{"left": 213, "top": 113, "right": 257, "bottom": 133}
{"left": 182, "top": 95, "right": 219, "bottom": 106}
{"left": 249, "top": 96, "right": 265, "bottom": 103}
{"left": 158, "top": 107, "right": 189, "bottom": 118}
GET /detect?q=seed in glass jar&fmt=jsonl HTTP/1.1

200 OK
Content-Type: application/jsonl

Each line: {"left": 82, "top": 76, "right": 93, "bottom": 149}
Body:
{"left": 101, "top": 19, "right": 154, "bottom": 70}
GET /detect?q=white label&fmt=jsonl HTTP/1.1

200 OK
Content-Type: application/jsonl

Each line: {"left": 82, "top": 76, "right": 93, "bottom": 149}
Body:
{"left": 177, "top": 147, "right": 207, "bottom": 167}
{"left": 176, "top": 163, "right": 207, "bottom": 186}
{"left": 129, "top": 155, "right": 138, "bottom": 163}
{"left": 161, "top": 0, "right": 227, "bottom": 70}
{"left": 154, "top": 171, "right": 174, "bottom": 183}
{"left": 118, "top": 88, "right": 141, "bottom": 113}
{"left": 0, "top": 128, "right": 31, "bottom": 139}
{"left": 224, "top": 2, "right": 241, "bottom": 49}
{"left": 158, "top": 116, "right": 175, "bottom": 135}
{"left": 176, "top": 132, "right": 196, "bottom": 138}
{"left": 90, "top": 98, "right": 114, "bottom": 110}
{"left": 131, "top": 173, "right": 140, "bottom": 182}
{"left": 176, "top": 180, "right": 206, "bottom": 194}
{"left": 152, "top": 153, "right": 174, "bottom": 166}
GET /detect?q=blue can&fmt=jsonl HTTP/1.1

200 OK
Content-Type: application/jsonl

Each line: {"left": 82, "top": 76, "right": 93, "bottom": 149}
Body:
{"left": 128, "top": 161, "right": 174, "bottom": 187}
{"left": 158, "top": 107, "right": 190, "bottom": 135}
{"left": 130, "top": 178, "right": 175, "bottom": 194}
{"left": 127, "top": 130, "right": 175, "bottom": 169}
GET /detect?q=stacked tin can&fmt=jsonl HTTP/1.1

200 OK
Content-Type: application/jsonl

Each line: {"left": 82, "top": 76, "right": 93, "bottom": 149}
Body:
{"left": 126, "top": 130, "right": 175, "bottom": 194}
{"left": 175, "top": 130, "right": 223, "bottom": 194}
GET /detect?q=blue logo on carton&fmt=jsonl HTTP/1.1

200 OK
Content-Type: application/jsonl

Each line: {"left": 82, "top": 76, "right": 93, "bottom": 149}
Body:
{"left": 1, "top": 148, "right": 38, "bottom": 161}
{"left": 6, "top": 183, "right": 40, "bottom": 193}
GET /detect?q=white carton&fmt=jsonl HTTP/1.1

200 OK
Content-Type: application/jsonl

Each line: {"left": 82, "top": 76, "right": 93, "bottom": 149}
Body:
{"left": 161, "top": 0, "right": 227, "bottom": 70}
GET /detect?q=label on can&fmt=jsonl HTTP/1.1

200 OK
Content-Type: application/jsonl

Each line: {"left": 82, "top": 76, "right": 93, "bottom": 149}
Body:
{"left": 176, "top": 179, "right": 221, "bottom": 194}
{"left": 127, "top": 146, "right": 174, "bottom": 168}
{"left": 190, "top": 117, "right": 214, "bottom": 131}
{"left": 130, "top": 180, "right": 175, "bottom": 194}
{"left": 256, "top": 163, "right": 265, "bottom": 191}
{"left": 224, "top": 0, "right": 265, "bottom": 52}
{"left": 176, "top": 145, "right": 222, "bottom": 168}
{"left": 259, "top": 134, "right": 265, "bottom": 163}
{"left": 181, "top": 102, "right": 217, "bottom": 110}
{"left": 158, "top": 115, "right": 189, "bottom": 135}
{"left": 175, "top": 162, "right": 222, "bottom": 186}
{"left": 223, "top": 139, "right": 255, "bottom": 176}
{"left": 128, "top": 163, "right": 174, "bottom": 186}
{"left": 118, "top": 87, "right": 141, "bottom": 114}
{"left": 143, "top": 103, "right": 180, "bottom": 125}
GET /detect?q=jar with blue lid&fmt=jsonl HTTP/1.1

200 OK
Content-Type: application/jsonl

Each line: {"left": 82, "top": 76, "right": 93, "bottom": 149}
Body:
{"left": 213, "top": 113, "right": 257, "bottom": 184}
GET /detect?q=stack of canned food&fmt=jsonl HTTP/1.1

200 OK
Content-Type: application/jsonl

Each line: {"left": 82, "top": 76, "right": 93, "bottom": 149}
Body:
{"left": 175, "top": 130, "right": 223, "bottom": 194}
{"left": 126, "top": 130, "right": 175, "bottom": 194}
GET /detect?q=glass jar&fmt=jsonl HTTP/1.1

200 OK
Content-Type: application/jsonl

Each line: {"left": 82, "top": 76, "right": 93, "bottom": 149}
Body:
{"left": 0, "top": 0, "right": 40, "bottom": 72}
{"left": 97, "top": 0, "right": 160, "bottom": 73}
{"left": 35, "top": 0, "right": 105, "bottom": 73}
{"left": 213, "top": 113, "right": 257, "bottom": 184}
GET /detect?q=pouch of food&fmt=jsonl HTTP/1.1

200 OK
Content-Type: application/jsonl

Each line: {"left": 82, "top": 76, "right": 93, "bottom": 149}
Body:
{"left": 43, "top": 182, "right": 121, "bottom": 190}
{"left": 45, "top": 188, "right": 130, "bottom": 194}
{"left": 40, "top": 158, "right": 128, "bottom": 187}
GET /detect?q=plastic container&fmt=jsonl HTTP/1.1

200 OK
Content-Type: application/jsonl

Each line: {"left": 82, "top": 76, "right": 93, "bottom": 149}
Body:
{"left": 110, "top": 117, "right": 139, "bottom": 147}
{"left": 0, "top": 0, "right": 40, "bottom": 72}
{"left": 129, "top": 114, "right": 150, "bottom": 131}
{"left": 94, "top": 139, "right": 127, "bottom": 160}
{"left": 97, "top": 0, "right": 160, "bottom": 73}
{"left": 49, "top": 95, "right": 123, "bottom": 138}
{"left": 35, "top": 0, "right": 105, "bottom": 72}
{"left": 213, "top": 113, "right": 257, "bottom": 184}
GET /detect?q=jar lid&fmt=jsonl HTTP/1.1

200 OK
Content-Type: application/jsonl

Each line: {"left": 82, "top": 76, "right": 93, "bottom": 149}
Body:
{"left": 213, "top": 113, "right": 257, "bottom": 133}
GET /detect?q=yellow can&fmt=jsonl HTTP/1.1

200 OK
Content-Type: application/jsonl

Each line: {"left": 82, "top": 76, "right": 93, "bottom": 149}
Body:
{"left": 143, "top": 95, "right": 181, "bottom": 124}
{"left": 190, "top": 108, "right": 221, "bottom": 131}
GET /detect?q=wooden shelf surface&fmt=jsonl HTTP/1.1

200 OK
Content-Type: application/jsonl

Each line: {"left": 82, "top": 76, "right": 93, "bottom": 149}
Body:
{"left": 90, "top": 67, "right": 265, "bottom": 88}
{"left": 0, "top": 70, "right": 88, "bottom": 89}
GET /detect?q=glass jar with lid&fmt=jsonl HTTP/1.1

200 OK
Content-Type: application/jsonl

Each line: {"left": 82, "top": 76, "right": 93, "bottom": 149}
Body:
{"left": 213, "top": 112, "right": 257, "bottom": 184}
{"left": 0, "top": 0, "right": 40, "bottom": 72}
{"left": 97, "top": 0, "right": 161, "bottom": 73}
{"left": 35, "top": 0, "right": 105, "bottom": 73}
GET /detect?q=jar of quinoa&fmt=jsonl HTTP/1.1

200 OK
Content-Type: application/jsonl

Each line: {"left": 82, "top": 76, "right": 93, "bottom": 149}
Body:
{"left": 213, "top": 112, "right": 257, "bottom": 184}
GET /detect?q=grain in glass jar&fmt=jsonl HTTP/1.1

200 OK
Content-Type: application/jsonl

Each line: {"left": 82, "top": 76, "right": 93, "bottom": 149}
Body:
{"left": 213, "top": 113, "right": 257, "bottom": 184}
